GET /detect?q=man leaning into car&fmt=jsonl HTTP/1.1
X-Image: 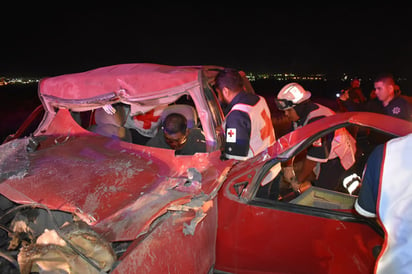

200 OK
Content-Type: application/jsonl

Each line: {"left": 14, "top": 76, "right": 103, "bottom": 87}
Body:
{"left": 274, "top": 82, "right": 357, "bottom": 193}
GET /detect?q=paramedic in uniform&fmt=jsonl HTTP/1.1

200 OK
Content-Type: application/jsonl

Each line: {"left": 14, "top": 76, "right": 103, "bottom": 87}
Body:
{"left": 124, "top": 105, "right": 167, "bottom": 144}
{"left": 355, "top": 133, "right": 412, "bottom": 273}
{"left": 274, "top": 82, "right": 357, "bottom": 192}
{"left": 214, "top": 69, "right": 276, "bottom": 160}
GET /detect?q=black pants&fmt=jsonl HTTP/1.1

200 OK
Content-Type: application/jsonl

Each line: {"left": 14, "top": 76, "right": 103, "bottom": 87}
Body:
{"left": 314, "top": 157, "right": 346, "bottom": 191}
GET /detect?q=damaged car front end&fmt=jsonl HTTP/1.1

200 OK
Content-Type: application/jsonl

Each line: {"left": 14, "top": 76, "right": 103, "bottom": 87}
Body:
{"left": 0, "top": 64, "right": 238, "bottom": 273}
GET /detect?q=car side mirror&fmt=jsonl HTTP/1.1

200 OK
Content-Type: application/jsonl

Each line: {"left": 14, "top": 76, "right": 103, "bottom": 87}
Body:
{"left": 233, "top": 181, "right": 248, "bottom": 197}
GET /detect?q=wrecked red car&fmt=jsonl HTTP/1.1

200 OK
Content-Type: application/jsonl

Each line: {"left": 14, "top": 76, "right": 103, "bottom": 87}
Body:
{"left": 1, "top": 63, "right": 411, "bottom": 273}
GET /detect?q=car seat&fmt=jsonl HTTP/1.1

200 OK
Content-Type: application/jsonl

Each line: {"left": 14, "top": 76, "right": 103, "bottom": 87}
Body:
{"left": 89, "top": 104, "right": 132, "bottom": 142}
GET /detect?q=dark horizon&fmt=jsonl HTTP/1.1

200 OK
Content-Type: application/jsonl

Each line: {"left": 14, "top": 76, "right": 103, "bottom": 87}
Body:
{"left": 2, "top": 6, "right": 411, "bottom": 78}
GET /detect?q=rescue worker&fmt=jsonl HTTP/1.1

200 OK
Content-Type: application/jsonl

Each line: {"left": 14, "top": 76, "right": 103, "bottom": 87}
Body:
{"left": 274, "top": 82, "right": 357, "bottom": 192}
{"left": 124, "top": 104, "right": 168, "bottom": 144}
{"left": 355, "top": 133, "right": 412, "bottom": 273}
{"left": 214, "top": 68, "right": 276, "bottom": 160}
{"left": 337, "top": 78, "right": 367, "bottom": 112}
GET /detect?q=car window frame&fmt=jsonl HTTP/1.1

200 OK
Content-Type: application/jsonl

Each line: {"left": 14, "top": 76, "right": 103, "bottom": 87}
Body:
{"left": 247, "top": 122, "right": 396, "bottom": 221}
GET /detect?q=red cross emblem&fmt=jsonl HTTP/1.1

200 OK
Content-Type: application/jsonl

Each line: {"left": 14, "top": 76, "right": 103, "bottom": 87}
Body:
{"left": 260, "top": 110, "right": 275, "bottom": 143}
{"left": 228, "top": 129, "right": 235, "bottom": 137}
{"left": 132, "top": 109, "right": 161, "bottom": 129}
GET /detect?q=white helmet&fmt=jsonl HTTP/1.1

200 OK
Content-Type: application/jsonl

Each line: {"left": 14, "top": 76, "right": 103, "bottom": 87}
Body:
{"left": 275, "top": 82, "right": 311, "bottom": 110}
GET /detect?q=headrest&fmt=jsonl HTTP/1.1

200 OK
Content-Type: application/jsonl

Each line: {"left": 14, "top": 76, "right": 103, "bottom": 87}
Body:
{"left": 94, "top": 105, "right": 124, "bottom": 126}
{"left": 160, "top": 104, "right": 198, "bottom": 128}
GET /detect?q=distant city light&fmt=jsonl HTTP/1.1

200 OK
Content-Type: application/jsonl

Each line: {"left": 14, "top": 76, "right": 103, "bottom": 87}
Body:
{"left": 0, "top": 77, "right": 39, "bottom": 85}
{"left": 245, "top": 72, "right": 327, "bottom": 82}
{"left": 0, "top": 73, "right": 408, "bottom": 86}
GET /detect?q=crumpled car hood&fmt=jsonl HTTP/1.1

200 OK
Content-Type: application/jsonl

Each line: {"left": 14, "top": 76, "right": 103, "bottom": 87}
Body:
{"left": 0, "top": 135, "right": 229, "bottom": 241}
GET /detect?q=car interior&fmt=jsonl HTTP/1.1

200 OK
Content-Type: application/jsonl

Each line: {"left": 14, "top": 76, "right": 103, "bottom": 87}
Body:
{"left": 255, "top": 125, "right": 396, "bottom": 211}
{"left": 71, "top": 94, "right": 204, "bottom": 148}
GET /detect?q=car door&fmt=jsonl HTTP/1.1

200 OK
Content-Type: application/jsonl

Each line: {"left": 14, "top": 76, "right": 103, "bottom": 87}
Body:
{"left": 215, "top": 123, "right": 387, "bottom": 273}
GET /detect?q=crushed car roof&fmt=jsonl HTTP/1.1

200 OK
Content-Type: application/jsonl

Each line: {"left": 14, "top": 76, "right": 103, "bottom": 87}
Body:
{"left": 39, "top": 63, "right": 223, "bottom": 100}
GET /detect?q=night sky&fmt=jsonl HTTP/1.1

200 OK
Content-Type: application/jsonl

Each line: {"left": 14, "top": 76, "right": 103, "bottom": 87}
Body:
{"left": 2, "top": 6, "right": 411, "bottom": 77}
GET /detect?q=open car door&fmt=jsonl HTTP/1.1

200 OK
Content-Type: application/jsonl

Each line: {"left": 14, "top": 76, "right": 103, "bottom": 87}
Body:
{"left": 215, "top": 112, "right": 412, "bottom": 273}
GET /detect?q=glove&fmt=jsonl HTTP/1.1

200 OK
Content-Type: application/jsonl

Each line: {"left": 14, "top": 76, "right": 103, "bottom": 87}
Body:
{"left": 342, "top": 173, "right": 361, "bottom": 195}
{"left": 282, "top": 166, "right": 296, "bottom": 184}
